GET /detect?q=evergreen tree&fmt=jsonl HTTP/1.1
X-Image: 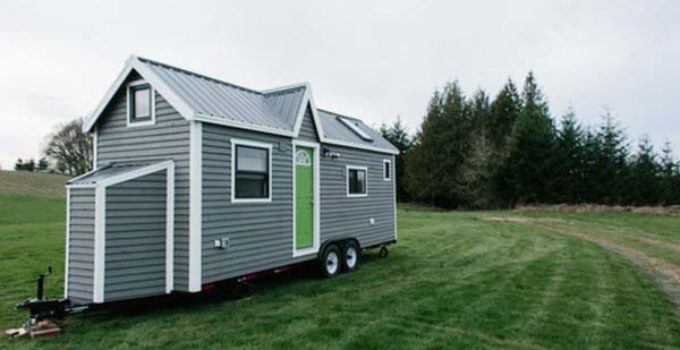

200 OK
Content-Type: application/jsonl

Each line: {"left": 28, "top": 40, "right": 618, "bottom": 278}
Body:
{"left": 24, "top": 158, "right": 36, "bottom": 172}
{"left": 405, "top": 82, "right": 471, "bottom": 208}
{"left": 659, "top": 142, "right": 680, "bottom": 205}
{"left": 457, "top": 90, "right": 496, "bottom": 208}
{"left": 37, "top": 157, "right": 49, "bottom": 171}
{"left": 14, "top": 158, "right": 24, "bottom": 171}
{"left": 380, "top": 116, "right": 412, "bottom": 202}
{"left": 592, "top": 112, "right": 630, "bottom": 204}
{"left": 488, "top": 79, "right": 521, "bottom": 151}
{"left": 629, "top": 136, "right": 661, "bottom": 205}
{"left": 554, "top": 108, "right": 586, "bottom": 203}
{"left": 498, "top": 72, "right": 557, "bottom": 205}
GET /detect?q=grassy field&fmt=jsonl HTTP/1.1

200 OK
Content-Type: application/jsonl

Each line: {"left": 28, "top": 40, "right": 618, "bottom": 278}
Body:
{"left": 1, "top": 172, "right": 680, "bottom": 349}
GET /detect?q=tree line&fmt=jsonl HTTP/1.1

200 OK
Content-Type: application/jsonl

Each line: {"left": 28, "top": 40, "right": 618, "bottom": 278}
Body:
{"left": 13, "top": 119, "right": 92, "bottom": 175}
{"left": 381, "top": 73, "right": 680, "bottom": 208}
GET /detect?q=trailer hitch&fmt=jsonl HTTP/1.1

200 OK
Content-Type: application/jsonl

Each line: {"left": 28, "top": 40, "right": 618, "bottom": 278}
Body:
{"left": 7, "top": 266, "right": 85, "bottom": 339}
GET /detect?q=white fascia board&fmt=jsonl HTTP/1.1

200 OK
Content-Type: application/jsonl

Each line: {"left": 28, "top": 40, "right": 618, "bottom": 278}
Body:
{"left": 323, "top": 139, "right": 400, "bottom": 155}
{"left": 83, "top": 58, "right": 136, "bottom": 132}
{"left": 194, "top": 112, "right": 294, "bottom": 137}
{"left": 292, "top": 84, "right": 326, "bottom": 142}
{"left": 83, "top": 55, "right": 195, "bottom": 133}
{"left": 67, "top": 165, "right": 109, "bottom": 186}
{"left": 97, "top": 160, "right": 175, "bottom": 188}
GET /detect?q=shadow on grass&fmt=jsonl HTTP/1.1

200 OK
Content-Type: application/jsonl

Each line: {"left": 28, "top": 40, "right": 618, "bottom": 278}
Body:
{"left": 75, "top": 250, "right": 391, "bottom": 322}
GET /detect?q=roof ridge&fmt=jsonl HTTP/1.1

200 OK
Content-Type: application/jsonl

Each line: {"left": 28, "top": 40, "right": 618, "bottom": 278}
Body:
{"left": 263, "top": 85, "right": 306, "bottom": 97}
{"left": 136, "top": 55, "right": 264, "bottom": 95}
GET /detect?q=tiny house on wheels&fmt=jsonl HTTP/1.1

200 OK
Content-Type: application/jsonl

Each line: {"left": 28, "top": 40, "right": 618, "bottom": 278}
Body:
{"left": 65, "top": 56, "right": 398, "bottom": 305}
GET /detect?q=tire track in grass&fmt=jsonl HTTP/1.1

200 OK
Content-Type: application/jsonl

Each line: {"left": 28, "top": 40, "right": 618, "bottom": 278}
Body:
{"left": 536, "top": 222, "right": 680, "bottom": 316}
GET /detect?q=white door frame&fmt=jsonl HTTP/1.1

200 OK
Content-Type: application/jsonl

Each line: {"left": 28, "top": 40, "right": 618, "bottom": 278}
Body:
{"left": 292, "top": 140, "right": 321, "bottom": 257}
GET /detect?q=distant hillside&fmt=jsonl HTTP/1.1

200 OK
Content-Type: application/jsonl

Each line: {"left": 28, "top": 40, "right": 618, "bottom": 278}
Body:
{"left": 0, "top": 170, "right": 70, "bottom": 197}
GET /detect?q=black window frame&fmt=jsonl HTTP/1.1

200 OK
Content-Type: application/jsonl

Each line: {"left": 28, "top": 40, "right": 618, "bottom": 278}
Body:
{"left": 234, "top": 144, "right": 270, "bottom": 200}
{"left": 129, "top": 84, "right": 153, "bottom": 124}
{"left": 383, "top": 160, "right": 392, "bottom": 181}
{"left": 347, "top": 167, "right": 367, "bottom": 196}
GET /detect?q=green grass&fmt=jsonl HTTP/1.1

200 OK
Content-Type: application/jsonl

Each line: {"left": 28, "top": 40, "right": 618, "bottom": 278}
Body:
{"left": 1, "top": 199, "right": 680, "bottom": 348}
{"left": 0, "top": 171, "right": 69, "bottom": 198}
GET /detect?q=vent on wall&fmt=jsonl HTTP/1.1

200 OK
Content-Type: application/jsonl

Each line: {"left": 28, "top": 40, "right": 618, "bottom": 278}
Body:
{"left": 338, "top": 117, "right": 374, "bottom": 142}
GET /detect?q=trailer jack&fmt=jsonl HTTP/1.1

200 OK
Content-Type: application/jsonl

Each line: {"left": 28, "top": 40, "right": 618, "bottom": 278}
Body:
{"left": 6, "top": 266, "right": 86, "bottom": 339}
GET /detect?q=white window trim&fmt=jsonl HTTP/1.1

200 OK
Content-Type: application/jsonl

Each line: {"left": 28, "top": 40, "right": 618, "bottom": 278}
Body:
{"left": 126, "top": 79, "right": 156, "bottom": 128}
{"left": 346, "top": 165, "right": 368, "bottom": 197}
{"left": 292, "top": 140, "right": 321, "bottom": 258}
{"left": 383, "top": 159, "right": 392, "bottom": 181}
{"left": 230, "top": 138, "right": 273, "bottom": 204}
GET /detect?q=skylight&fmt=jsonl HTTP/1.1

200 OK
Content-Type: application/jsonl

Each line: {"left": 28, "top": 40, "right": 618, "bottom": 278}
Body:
{"left": 338, "top": 117, "right": 373, "bottom": 142}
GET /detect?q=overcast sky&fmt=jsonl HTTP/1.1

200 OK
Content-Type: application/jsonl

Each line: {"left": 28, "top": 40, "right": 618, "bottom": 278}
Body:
{"left": 1, "top": 0, "right": 679, "bottom": 169}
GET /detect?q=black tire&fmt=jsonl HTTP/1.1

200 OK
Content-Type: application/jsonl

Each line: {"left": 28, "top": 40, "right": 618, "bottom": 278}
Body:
{"left": 341, "top": 241, "right": 360, "bottom": 272}
{"left": 320, "top": 244, "right": 341, "bottom": 278}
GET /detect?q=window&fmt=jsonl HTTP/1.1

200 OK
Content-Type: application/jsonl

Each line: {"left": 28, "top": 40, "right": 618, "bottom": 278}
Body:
{"left": 338, "top": 117, "right": 374, "bottom": 141}
{"left": 231, "top": 139, "right": 272, "bottom": 203}
{"left": 347, "top": 166, "right": 367, "bottom": 197}
{"left": 127, "top": 81, "right": 155, "bottom": 126}
{"left": 383, "top": 160, "right": 392, "bottom": 181}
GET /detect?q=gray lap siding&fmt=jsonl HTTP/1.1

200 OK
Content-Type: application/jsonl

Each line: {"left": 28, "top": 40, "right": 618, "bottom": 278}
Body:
{"left": 202, "top": 123, "right": 300, "bottom": 283}
{"left": 319, "top": 147, "right": 396, "bottom": 247}
{"left": 201, "top": 109, "right": 396, "bottom": 284}
{"left": 96, "top": 86, "right": 190, "bottom": 291}
{"left": 67, "top": 188, "right": 95, "bottom": 304}
{"left": 104, "top": 171, "right": 167, "bottom": 301}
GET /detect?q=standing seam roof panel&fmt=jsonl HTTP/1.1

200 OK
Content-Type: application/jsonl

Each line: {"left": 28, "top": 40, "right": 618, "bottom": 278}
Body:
{"left": 132, "top": 57, "right": 397, "bottom": 152}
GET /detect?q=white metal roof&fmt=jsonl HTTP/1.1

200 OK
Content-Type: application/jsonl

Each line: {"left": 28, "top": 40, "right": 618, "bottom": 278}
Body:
{"left": 84, "top": 56, "right": 398, "bottom": 155}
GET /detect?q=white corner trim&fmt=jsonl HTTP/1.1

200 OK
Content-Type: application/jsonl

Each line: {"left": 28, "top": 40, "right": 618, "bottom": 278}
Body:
{"left": 165, "top": 163, "right": 175, "bottom": 293}
{"left": 64, "top": 187, "right": 70, "bottom": 298}
{"left": 393, "top": 156, "right": 398, "bottom": 241}
{"left": 92, "top": 127, "right": 98, "bottom": 169}
{"left": 93, "top": 186, "right": 106, "bottom": 303}
{"left": 383, "top": 159, "right": 392, "bottom": 181}
{"left": 230, "top": 138, "right": 273, "bottom": 204}
{"left": 346, "top": 165, "right": 368, "bottom": 198}
{"left": 126, "top": 80, "right": 156, "bottom": 128}
{"left": 292, "top": 140, "right": 321, "bottom": 258}
{"left": 189, "top": 121, "right": 203, "bottom": 292}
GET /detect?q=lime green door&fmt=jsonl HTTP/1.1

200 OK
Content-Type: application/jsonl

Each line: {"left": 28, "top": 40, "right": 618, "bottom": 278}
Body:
{"left": 295, "top": 147, "right": 314, "bottom": 249}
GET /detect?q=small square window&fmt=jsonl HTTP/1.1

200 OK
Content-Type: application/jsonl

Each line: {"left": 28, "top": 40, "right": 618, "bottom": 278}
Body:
{"left": 347, "top": 166, "right": 367, "bottom": 197}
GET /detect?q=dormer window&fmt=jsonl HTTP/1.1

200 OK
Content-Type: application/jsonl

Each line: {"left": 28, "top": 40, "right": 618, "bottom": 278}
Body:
{"left": 127, "top": 80, "right": 155, "bottom": 127}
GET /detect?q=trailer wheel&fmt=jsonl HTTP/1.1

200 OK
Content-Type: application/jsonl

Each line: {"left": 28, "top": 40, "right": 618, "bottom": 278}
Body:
{"left": 341, "top": 241, "right": 360, "bottom": 272}
{"left": 320, "top": 244, "right": 341, "bottom": 278}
